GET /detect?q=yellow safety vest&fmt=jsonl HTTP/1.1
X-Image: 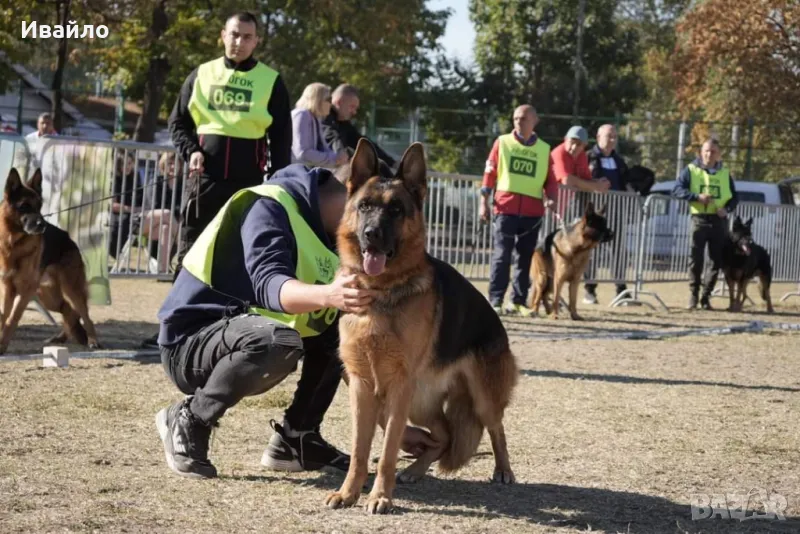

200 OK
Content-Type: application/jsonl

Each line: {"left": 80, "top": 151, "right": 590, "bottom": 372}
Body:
{"left": 495, "top": 134, "right": 551, "bottom": 198}
{"left": 688, "top": 164, "right": 733, "bottom": 214}
{"left": 182, "top": 184, "right": 340, "bottom": 338}
{"left": 188, "top": 57, "right": 279, "bottom": 139}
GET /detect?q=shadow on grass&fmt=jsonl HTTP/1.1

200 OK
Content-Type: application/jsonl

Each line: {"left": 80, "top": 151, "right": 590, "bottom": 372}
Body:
{"left": 520, "top": 369, "right": 800, "bottom": 393}
{"left": 287, "top": 471, "right": 799, "bottom": 533}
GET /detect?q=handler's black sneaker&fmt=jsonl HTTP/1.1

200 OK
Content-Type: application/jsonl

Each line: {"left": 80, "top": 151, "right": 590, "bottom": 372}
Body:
{"left": 155, "top": 397, "right": 217, "bottom": 479}
{"left": 261, "top": 419, "right": 350, "bottom": 472}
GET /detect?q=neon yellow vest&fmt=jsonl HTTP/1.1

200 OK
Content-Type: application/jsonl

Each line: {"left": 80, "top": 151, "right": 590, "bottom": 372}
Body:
{"left": 182, "top": 184, "right": 339, "bottom": 337}
{"left": 495, "top": 134, "right": 551, "bottom": 198}
{"left": 688, "top": 164, "right": 733, "bottom": 214}
{"left": 188, "top": 57, "right": 279, "bottom": 139}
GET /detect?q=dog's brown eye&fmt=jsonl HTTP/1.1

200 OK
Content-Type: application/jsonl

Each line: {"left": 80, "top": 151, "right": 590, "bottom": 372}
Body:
{"left": 17, "top": 203, "right": 30, "bottom": 213}
{"left": 358, "top": 201, "right": 372, "bottom": 212}
{"left": 388, "top": 204, "right": 403, "bottom": 217}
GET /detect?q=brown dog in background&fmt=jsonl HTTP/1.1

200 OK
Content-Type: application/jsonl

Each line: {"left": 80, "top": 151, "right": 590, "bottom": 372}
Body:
{"left": 529, "top": 202, "right": 613, "bottom": 320}
{"left": 0, "top": 168, "right": 99, "bottom": 354}
{"left": 325, "top": 139, "right": 518, "bottom": 514}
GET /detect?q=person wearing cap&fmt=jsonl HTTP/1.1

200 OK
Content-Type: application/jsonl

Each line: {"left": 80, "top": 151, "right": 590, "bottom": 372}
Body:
{"left": 480, "top": 105, "right": 559, "bottom": 316}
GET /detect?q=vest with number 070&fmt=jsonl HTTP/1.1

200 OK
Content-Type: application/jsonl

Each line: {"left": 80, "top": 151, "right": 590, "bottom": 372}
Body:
{"left": 495, "top": 134, "right": 551, "bottom": 199}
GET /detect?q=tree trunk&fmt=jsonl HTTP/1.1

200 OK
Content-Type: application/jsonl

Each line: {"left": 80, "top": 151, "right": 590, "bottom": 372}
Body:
{"left": 133, "top": 0, "right": 170, "bottom": 143}
{"left": 572, "top": 0, "right": 587, "bottom": 118}
{"left": 51, "top": 0, "right": 71, "bottom": 133}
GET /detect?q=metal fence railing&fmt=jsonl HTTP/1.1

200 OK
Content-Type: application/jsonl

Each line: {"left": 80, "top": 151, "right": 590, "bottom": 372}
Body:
{"left": 2, "top": 136, "right": 799, "bottom": 311}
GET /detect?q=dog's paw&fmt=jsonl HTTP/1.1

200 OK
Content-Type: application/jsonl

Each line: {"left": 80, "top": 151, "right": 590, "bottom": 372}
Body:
{"left": 88, "top": 341, "right": 101, "bottom": 350}
{"left": 492, "top": 468, "right": 516, "bottom": 484}
{"left": 570, "top": 313, "right": 583, "bottom": 321}
{"left": 325, "top": 490, "right": 359, "bottom": 509}
{"left": 397, "top": 468, "right": 424, "bottom": 484}
{"left": 366, "top": 495, "right": 393, "bottom": 514}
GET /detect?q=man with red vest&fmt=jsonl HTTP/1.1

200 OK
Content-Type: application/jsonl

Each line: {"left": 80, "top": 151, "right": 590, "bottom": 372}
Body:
{"left": 480, "top": 105, "right": 558, "bottom": 316}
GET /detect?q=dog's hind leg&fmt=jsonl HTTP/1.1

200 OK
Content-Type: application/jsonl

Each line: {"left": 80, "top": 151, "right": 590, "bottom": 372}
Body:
{"left": 759, "top": 271, "right": 774, "bottom": 313}
{"left": 399, "top": 407, "right": 448, "bottom": 484}
{"left": 58, "top": 304, "right": 89, "bottom": 346}
{"left": 551, "top": 274, "right": 565, "bottom": 320}
{"left": 725, "top": 276, "right": 736, "bottom": 311}
{"left": 59, "top": 278, "right": 100, "bottom": 349}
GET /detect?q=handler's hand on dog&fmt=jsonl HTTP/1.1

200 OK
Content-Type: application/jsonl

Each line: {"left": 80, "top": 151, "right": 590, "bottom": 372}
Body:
{"left": 327, "top": 273, "right": 380, "bottom": 313}
{"left": 401, "top": 426, "right": 439, "bottom": 457}
{"left": 189, "top": 151, "right": 205, "bottom": 177}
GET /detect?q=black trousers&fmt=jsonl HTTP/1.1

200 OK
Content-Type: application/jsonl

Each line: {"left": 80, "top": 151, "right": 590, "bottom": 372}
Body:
{"left": 689, "top": 215, "right": 727, "bottom": 297}
{"left": 488, "top": 214, "right": 541, "bottom": 306}
{"left": 161, "top": 314, "right": 343, "bottom": 431}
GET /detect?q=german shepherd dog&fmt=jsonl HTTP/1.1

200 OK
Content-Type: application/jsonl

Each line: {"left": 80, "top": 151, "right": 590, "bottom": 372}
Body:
{"left": 723, "top": 216, "right": 774, "bottom": 313}
{"left": 0, "top": 168, "right": 100, "bottom": 354}
{"left": 326, "top": 140, "right": 518, "bottom": 514}
{"left": 529, "top": 203, "right": 613, "bottom": 320}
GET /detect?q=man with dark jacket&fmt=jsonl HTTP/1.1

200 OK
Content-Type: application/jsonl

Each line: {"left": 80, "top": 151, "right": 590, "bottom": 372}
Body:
{"left": 585, "top": 124, "right": 630, "bottom": 303}
{"left": 168, "top": 11, "right": 292, "bottom": 267}
{"left": 672, "top": 138, "right": 739, "bottom": 310}
{"left": 155, "top": 164, "right": 437, "bottom": 479}
{"left": 322, "top": 84, "right": 396, "bottom": 168}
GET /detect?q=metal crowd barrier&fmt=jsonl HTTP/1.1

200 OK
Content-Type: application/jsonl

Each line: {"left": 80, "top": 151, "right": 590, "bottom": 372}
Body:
{"left": 0, "top": 132, "right": 32, "bottom": 187}
{"left": 35, "top": 137, "right": 185, "bottom": 283}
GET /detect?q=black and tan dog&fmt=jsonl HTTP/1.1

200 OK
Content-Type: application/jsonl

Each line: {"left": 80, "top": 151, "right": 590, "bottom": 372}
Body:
{"left": 723, "top": 216, "right": 774, "bottom": 313}
{"left": 0, "top": 168, "right": 99, "bottom": 353}
{"left": 529, "top": 203, "right": 613, "bottom": 320}
{"left": 325, "top": 139, "right": 518, "bottom": 514}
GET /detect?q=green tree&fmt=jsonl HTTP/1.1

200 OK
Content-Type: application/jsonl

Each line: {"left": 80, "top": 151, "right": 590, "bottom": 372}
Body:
{"left": 469, "top": 0, "right": 644, "bottom": 123}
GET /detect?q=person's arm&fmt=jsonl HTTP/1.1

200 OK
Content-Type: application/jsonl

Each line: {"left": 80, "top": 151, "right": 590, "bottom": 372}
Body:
{"left": 267, "top": 75, "right": 292, "bottom": 174}
{"left": 480, "top": 139, "right": 500, "bottom": 196}
{"left": 168, "top": 68, "right": 202, "bottom": 163}
{"left": 241, "top": 199, "right": 376, "bottom": 314}
{"left": 724, "top": 176, "right": 739, "bottom": 213}
{"left": 291, "top": 110, "right": 338, "bottom": 166}
{"left": 672, "top": 166, "right": 698, "bottom": 201}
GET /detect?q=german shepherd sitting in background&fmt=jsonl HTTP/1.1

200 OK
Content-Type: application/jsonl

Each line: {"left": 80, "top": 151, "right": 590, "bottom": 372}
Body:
{"left": 529, "top": 203, "right": 613, "bottom": 320}
{"left": 326, "top": 139, "right": 518, "bottom": 514}
{"left": 723, "top": 216, "right": 774, "bottom": 313}
{"left": 0, "top": 168, "right": 100, "bottom": 354}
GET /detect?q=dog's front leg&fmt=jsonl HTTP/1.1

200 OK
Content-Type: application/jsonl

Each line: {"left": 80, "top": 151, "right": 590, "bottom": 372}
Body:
{"left": 725, "top": 276, "right": 735, "bottom": 311}
{"left": 551, "top": 273, "right": 565, "bottom": 320}
{"left": 568, "top": 278, "right": 583, "bottom": 320}
{"left": 368, "top": 377, "right": 413, "bottom": 514}
{"left": 0, "top": 286, "right": 34, "bottom": 354}
{"left": 325, "top": 374, "right": 379, "bottom": 510}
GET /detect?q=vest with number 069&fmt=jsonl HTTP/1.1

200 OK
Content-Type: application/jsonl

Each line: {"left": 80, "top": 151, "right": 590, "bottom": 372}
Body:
{"left": 495, "top": 134, "right": 551, "bottom": 198}
{"left": 688, "top": 163, "right": 733, "bottom": 215}
{"left": 188, "top": 57, "right": 279, "bottom": 139}
{"left": 181, "top": 184, "right": 340, "bottom": 338}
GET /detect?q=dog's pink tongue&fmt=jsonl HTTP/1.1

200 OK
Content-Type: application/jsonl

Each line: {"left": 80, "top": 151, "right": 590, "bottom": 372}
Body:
{"left": 363, "top": 251, "right": 387, "bottom": 276}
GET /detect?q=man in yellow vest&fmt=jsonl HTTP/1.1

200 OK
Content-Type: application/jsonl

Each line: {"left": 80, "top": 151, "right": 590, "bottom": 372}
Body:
{"left": 480, "top": 105, "right": 558, "bottom": 316}
{"left": 154, "top": 164, "right": 437, "bottom": 479}
{"left": 143, "top": 11, "right": 293, "bottom": 350}
{"left": 672, "top": 138, "right": 739, "bottom": 309}
{"left": 168, "top": 11, "right": 292, "bottom": 268}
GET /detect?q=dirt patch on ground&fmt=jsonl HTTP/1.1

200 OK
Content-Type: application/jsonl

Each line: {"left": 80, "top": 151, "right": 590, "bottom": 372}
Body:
{"left": 1, "top": 279, "right": 799, "bottom": 532}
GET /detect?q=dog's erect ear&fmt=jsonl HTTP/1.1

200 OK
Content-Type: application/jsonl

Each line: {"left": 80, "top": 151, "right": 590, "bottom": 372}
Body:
{"left": 596, "top": 203, "right": 607, "bottom": 217}
{"left": 583, "top": 201, "right": 595, "bottom": 218}
{"left": 397, "top": 143, "right": 427, "bottom": 207}
{"left": 733, "top": 215, "right": 742, "bottom": 226}
{"left": 744, "top": 217, "right": 753, "bottom": 229}
{"left": 348, "top": 138, "right": 380, "bottom": 196}
{"left": 5, "top": 168, "right": 23, "bottom": 199}
{"left": 27, "top": 168, "right": 43, "bottom": 198}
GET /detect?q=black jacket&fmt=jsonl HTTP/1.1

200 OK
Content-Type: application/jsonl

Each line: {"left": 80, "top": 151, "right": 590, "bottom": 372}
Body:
{"left": 168, "top": 55, "right": 292, "bottom": 184}
{"left": 322, "top": 108, "right": 396, "bottom": 167}
{"left": 587, "top": 145, "right": 629, "bottom": 191}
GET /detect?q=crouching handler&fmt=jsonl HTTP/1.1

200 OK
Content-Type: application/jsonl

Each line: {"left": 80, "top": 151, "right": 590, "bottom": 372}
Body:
{"left": 155, "top": 164, "right": 437, "bottom": 479}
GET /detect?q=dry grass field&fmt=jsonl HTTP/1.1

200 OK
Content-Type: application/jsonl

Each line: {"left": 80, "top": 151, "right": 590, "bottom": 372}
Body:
{"left": 2, "top": 279, "right": 800, "bottom": 533}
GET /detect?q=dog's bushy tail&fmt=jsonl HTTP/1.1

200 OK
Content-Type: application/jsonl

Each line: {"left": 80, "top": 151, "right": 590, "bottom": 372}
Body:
{"left": 438, "top": 377, "right": 484, "bottom": 473}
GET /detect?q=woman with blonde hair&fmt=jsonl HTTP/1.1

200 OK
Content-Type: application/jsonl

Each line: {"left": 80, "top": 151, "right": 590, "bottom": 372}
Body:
{"left": 291, "top": 82, "right": 348, "bottom": 167}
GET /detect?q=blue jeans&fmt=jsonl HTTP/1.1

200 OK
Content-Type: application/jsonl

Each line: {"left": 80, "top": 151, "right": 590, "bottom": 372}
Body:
{"left": 488, "top": 214, "right": 541, "bottom": 306}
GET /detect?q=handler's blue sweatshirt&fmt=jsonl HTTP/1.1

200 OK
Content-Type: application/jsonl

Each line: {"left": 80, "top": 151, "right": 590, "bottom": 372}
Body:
{"left": 157, "top": 164, "right": 337, "bottom": 346}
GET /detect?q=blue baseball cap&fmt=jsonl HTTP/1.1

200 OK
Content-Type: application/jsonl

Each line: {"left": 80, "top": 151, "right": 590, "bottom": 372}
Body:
{"left": 566, "top": 126, "right": 588, "bottom": 144}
